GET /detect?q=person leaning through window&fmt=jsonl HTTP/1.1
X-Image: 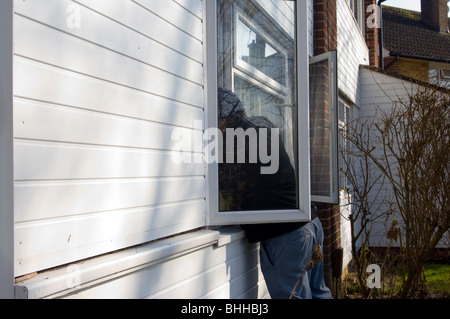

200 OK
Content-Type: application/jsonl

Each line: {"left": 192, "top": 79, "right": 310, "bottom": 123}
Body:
{"left": 218, "top": 87, "right": 332, "bottom": 299}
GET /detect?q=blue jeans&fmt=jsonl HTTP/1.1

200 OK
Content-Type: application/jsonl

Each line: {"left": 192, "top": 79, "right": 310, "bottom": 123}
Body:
{"left": 259, "top": 218, "right": 332, "bottom": 299}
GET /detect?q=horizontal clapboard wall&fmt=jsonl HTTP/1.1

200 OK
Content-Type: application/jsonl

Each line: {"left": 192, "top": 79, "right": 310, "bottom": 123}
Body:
{"left": 76, "top": 234, "right": 265, "bottom": 299}
{"left": 336, "top": 0, "right": 369, "bottom": 105}
{"left": 15, "top": 228, "right": 269, "bottom": 299}
{"left": 359, "top": 67, "right": 442, "bottom": 248}
{"left": 13, "top": 0, "right": 206, "bottom": 277}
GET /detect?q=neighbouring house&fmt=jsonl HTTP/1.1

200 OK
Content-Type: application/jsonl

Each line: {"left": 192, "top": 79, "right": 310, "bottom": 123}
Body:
{"left": 357, "top": 65, "right": 450, "bottom": 253}
{"left": 359, "top": 0, "right": 450, "bottom": 250}
{"left": 6, "top": 0, "right": 432, "bottom": 299}
{"left": 382, "top": 1, "right": 450, "bottom": 88}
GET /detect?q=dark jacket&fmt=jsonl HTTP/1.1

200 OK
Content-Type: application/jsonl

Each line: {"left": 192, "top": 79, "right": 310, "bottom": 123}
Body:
{"left": 219, "top": 113, "right": 309, "bottom": 243}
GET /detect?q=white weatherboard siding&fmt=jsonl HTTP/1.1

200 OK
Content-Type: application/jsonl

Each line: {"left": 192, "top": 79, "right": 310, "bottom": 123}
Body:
{"left": 13, "top": 0, "right": 206, "bottom": 277}
{"left": 65, "top": 229, "right": 266, "bottom": 299}
{"left": 337, "top": 0, "right": 369, "bottom": 105}
{"left": 360, "top": 67, "right": 448, "bottom": 249}
{"left": 336, "top": 0, "right": 369, "bottom": 271}
{"left": 360, "top": 67, "right": 414, "bottom": 247}
{"left": 15, "top": 228, "right": 269, "bottom": 299}
{"left": 339, "top": 191, "right": 353, "bottom": 272}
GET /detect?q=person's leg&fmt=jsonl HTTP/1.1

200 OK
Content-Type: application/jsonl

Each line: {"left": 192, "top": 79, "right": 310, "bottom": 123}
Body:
{"left": 259, "top": 224, "right": 315, "bottom": 299}
{"left": 309, "top": 218, "right": 332, "bottom": 299}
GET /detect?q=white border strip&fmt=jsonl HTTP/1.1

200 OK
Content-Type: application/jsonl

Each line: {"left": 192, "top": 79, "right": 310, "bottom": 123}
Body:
{"left": 0, "top": 0, "right": 14, "bottom": 299}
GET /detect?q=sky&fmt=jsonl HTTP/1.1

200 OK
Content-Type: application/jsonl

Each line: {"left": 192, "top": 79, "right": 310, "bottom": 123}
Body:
{"left": 383, "top": 0, "right": 450, "bottom": 17}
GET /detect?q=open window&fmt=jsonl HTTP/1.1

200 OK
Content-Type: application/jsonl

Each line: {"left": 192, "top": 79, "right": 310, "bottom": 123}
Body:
{"left": 205, "top": 0, "right": 311, "bottom": 225}
{"left": 338, "top": 98, "right": 353, "bottom": 191}
{"left": 309, "top": 51, "right": 339, "bottom": 204}
{"left": 347, "top": 0, "right": 365, "bottom": 34}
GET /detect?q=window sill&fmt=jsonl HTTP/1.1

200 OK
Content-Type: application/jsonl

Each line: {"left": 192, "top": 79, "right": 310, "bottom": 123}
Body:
{"left": 213, "top": 226, "right": 246, "bottom": 247}
{"left": 15, "top": 229, "right": 221, "bottom": 299}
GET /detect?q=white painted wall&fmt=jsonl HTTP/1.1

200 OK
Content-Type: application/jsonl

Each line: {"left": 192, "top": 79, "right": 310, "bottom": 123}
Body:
{"left": 15, "top": 227, "right": 269, "bottom": 299}
{"left": 336, "top": 0, "right": 369, "bottom": 270}
{"left": 339, "top": 191, "right": 353, "bottom": 271}
{"left": 359, "top": 67, "right": 416, "bottom": 246}
{"left": 62, "top": 229, "right": 267, "bottom": 299}
{"left": 337, "top": 0, "right": 369, "bottom": 105}
{"left": 13, "top": 0, "right": 206, "bottom": 277}
{"left": 360, "top": 66, "right": 449, "bottom": 249}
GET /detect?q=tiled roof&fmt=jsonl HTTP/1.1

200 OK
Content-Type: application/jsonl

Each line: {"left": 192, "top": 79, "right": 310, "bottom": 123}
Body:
{"left": 382, "top": 6, "right": 450, "bottom": 63}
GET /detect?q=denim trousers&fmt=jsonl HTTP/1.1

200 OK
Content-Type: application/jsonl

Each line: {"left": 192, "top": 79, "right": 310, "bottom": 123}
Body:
{"left": 259, "top": 218, "right": 332, "bottom": 299}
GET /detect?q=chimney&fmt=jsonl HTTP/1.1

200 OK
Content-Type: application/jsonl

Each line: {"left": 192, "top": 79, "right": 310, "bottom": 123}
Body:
{"left": 365, "top": 0, "right": 381, "bottom": 67}
{"left": 421, "top": 0, "right": 449, "bottom": 33}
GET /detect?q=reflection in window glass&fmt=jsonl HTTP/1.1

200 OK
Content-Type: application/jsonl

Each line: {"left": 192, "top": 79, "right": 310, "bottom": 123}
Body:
{"left": 234, "top": 76, "right": 284, "bottom": 135}
{"left": 217, "top": 0, "right": 298, "bottom": 212}
{"left": 236, "top": 17, "right": 287, "bottom": 87}
{"left": 310, "top": 59, "right": 331, "bottom": 198}
{"left": 309, "top": 52, "right": 338, "bottom": 204}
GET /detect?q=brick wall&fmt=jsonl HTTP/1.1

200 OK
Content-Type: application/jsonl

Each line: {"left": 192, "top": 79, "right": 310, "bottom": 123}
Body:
{"left": 365, "top": 0, "right": 381, "bottom": 67}
{"left": 313, "top": 0, "right": 341, "bottom": 292}
{"left": 314, "top": 0, "right": 337, "bottom": 54}
{"left": 318, "top": 203, "right": 342, "bottom": 291}
{"left": 384, "top": 57, "right": 430, "bottom": 83}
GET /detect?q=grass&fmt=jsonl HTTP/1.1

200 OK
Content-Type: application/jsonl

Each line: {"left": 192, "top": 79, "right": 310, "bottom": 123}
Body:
{"left": 343, "top": 262, "right": 450, "bottom": 299}
{"left": 423, "top": 263, "right": 450, "bottom": 298}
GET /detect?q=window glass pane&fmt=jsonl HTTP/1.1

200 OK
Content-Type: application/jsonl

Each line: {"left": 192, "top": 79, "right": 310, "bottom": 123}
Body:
{"left": 217, "top": 0, "right": 298, "bottom": 212}
{"left": 429, "top": 68, "right": 450, "bottom": 89}
{"left": 236, "top": 16, "right": 287, "bottom": 87}
{"left": 439, "top": 69, "right": 450, "bottom": 89}
{"left": 442, "top": 69, "right": 450, "bottom": 80}
{"left": 234, "top": 76, "right": 284, "bottom": 139}
{"left": 310, "top": 58, "right": 333, "bottom": 198}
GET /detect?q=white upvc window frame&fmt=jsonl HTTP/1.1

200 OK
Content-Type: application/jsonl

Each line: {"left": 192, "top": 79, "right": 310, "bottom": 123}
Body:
{"left": 233, "top": 6, "right": 290, "bottom": 95}
{"left": 309, "top": 51, "right": 339, "bottom": 204}
{"left": 204, "top": 0, "right": 311, "bottom": 226}
{"left": 338, "top": 98, "right": 353, "bottom": 191}
{"left": 346, "top": 0, "right": 365, "bottom": 36}
{"left": 442, "top": 68, "right": 450, "bottom": 80}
